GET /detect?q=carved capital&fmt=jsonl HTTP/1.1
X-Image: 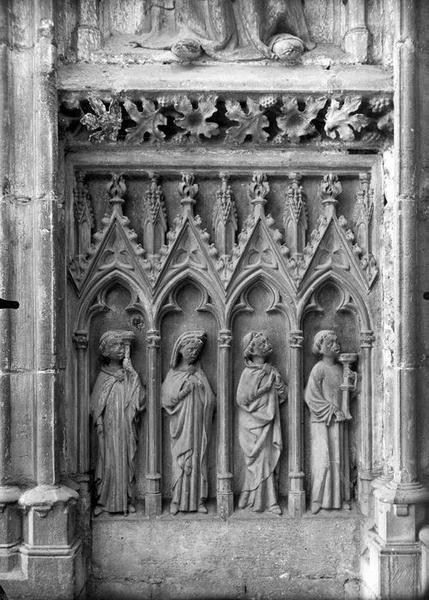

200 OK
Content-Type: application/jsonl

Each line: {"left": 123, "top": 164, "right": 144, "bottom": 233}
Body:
{"left": 289, "top": 330, "right": 304, "bottom": 348}
{"left": 218, "top": 329, "right": 232, "bottom": 347}
{"left": 73, "top": 331, "right": 88, "bottom": 350}
{"left": 146, "top": 330, "right": 161, "bottom": 349}
{"left": 360, "top": 330, "right": 375, "bottom": 348}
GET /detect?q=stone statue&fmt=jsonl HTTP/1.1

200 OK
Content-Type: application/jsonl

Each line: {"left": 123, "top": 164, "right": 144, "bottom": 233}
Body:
{"left": 305, "top": 330, "right": 356, "bottom": 514}
{"left": 236, "top": 331, "right": 287, "bottom": 515}
{"left": 91, "top": 330, "right": 145, "bottom": 516}
{"left": 162, "top": 330, "right": 215, "bottom": 515}
{"left": 140, "top": 0, "right": 315, "bottom": 62}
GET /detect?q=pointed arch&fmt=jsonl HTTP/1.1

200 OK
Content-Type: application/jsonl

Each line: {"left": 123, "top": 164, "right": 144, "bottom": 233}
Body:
{"left": 76, "top": 268, "right": 153, "bottom": 332}
{"left": 226, "top": 270, "right": 297, "bottom": 330}
{"left": 153, "top": 267, "right": 225, "bottom": 330}
{"left": 297, "top": 269, "right": 372, "bottom": 331}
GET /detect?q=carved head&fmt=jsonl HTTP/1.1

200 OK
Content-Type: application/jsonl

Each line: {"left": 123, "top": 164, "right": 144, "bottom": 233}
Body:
{"left": 170, "top": 330, "right": 207, "bottom": 368}
{"left": 99, "top": 330, "right": 135, "bottom": 362}
{"left": 243, "top": 331, "right": 272, "bottom": 361}
{"left": 312, "top": 330, "right": 340, "bottom": 358}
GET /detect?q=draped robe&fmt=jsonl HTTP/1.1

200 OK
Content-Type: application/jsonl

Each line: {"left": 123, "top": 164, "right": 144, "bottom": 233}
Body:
{"left": 141, "top": 0, "right": 314, "bottom": 60}
{"left": 162, "top": 364, "right": 215, "bottom": 511}
{"left": 237, "top": 362, "right": 287, "bottom": 511}
{"left": 91, "top": 365, "right": 145, "bottom": 513}
{"left": 304, "top": 360, "right": 344, "bottom": 509}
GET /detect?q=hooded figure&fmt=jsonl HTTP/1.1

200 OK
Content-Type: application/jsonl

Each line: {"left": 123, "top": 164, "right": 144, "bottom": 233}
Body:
{"left": 141, "top": 0, "right": 315, "bottom": 61}
{"left": 162, "top": 330, "right": 215, "bottom": 515}
{"left": 237, "top": 331, "right": 287, "bottom": 514}
{"left": 91, "top": 330, "right": 145, "bottom": 515}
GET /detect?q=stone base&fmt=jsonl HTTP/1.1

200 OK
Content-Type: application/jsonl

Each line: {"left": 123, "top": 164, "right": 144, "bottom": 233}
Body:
{"left": 0, "top": 503, "right": 22, "bottom": 573}
{"left": 362, "top": 531, "right": 421, "bottom": 599}
{"left": 216, "top": 491, "right": 234, "bottom": 519}
{"left": 0, "top": 484, "right": 84, "bottom": 600}
{"left": 1, "top": 541, "right": 85, "bottom": 600}
{"left": 89, "top": 507, "right": 362, "bottom": 599}
{"left": 288, "top": 490, "right": 306, "bottom": 517}
{"left": 145, "top": 492, "right": 162, "bottom": 517}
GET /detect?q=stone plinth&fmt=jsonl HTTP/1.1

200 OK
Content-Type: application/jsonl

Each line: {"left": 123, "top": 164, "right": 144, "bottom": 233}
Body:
{"left": 89, "top": 508, "right": 362, "bottom": 600}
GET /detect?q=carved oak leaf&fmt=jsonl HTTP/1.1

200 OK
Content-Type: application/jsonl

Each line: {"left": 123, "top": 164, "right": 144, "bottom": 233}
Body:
{"left": 124, "top": 98, "right": 167, "bottom": 143}
{"left": 225, "top": 98, "right": 269, "bottom": 144}
{"left": 324, "top": 96, "right": 370, "bottom": 141}
{"left": 80, "top": 97, "right": 122, "bottom": 142}
{"left": 174, "top": 95, "right": 219, "bottom": 141}
{"left": 277, "top": 96, "right": 327, "bottom": 142}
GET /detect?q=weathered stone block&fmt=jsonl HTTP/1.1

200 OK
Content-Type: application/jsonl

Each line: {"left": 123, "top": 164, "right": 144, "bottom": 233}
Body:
{"left": 89, "top": 511, "right": 362, "bottom": 599}
{"left": 22, "top": 502, "right": 76, "bottom": 549}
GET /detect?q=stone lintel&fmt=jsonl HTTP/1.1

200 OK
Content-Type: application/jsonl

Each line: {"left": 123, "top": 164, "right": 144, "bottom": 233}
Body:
{"left": 58, "top": 63, "right": 393, "bottom": 97}
{"left": 67, "top": 147, "right": 379, "bottom": 174}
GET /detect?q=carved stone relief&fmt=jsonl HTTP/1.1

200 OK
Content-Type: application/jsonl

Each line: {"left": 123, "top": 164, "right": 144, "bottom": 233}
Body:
{"left": 236, "top": 332, "right": 287, "bottom": 515}
{"left": 66, "top": 0, "right": 394, "bottom": 65}
{"left": 161, "top": 331, "right": 215, "bottom": 514}
{"left": 139, "top": 0, "right": 314, "bottom": 63}
{"left": 60, "top": 93, "right": 393, "bottom": 149}
{"left": 91, "top": 330, "right": 146, "bottom": 515}
{"left": 68, "top": 166, "right": 376, "bottom": 518}
{"left": 304, "top": 330, "right": 357, "bottom": 514}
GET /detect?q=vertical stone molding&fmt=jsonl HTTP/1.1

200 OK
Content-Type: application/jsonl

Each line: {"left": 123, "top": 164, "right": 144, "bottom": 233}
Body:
{"left": 288, "top": 330, "right": 305, "bottom": 517}
{"left": 145, "top": 329, "right": 162, "bottom": 517}
{"left": 0, "top": 1, "right": 22, "bottom": 572}
{"left": 364, "top": 3, "right": 429, "bottom": 598}
{"left": 344, "top": 0, "right": 369, "bottom": 63}
{"left": 73, "top": 331, "right": 89, "bottom": 474}
{"left": 419, "top": 527, "right": 429, "bottom": 597}
{"left": 284, "top": 173, "right": 307, "bottom": 260}
{"left": 0, "top": 3, "right": 85, "bottom": 598}
{"left": 75, "top": 0, "right": 102, "bottom": 61}
{"left": 217, "top": 330, "right": 233, "bottom": 519}
{"left": 358, "top": 330, "right": 374, "bottom": 516}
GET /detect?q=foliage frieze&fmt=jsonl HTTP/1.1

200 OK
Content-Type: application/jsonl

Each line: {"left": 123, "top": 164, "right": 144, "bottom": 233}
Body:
{"left": 60, "top": 93, "right": 393, "bottom": 147}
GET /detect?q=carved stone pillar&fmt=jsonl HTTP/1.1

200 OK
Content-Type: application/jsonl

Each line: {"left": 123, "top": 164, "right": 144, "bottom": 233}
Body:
{"left": 145, "top": 330, "right": 162, "bottom": 517}
{"left": 0, "top": 0, "right": 22, "bottom": 573}
{"left": 11, "top": 5, "right": 82, "bottom": 598}
{"left": 344, "top": 0, "right": 369, "bottom": 63}
{"left": 217, "top": 330, "right": 233, "bottom": 519}
{"left": 75, "top": 0, "right": 102, "bottom": 61}
{"left": 363, "top": 3, "right": 429, "bottom": 597}
{"left": 73, "top": 331, "right": 89, "bottom": 474}
{"left": 358, "top": 330, "right": 374, "bottom": 516}
{"left": 288, "top": 330, "right": 305, "bottom": 517}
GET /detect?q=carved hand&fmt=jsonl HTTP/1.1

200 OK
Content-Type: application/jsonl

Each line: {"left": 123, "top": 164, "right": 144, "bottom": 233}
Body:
{"left": 334, "top": 409, "right": 346, "bottom": 422}
{"left": 179, "top": 381, "right": 192, "bottom": 399}
{"left": 96, "top": 418, "right": 104, "bottom": 436}
{"left": 122, "top": 357, "right": 134, "bottom": 373}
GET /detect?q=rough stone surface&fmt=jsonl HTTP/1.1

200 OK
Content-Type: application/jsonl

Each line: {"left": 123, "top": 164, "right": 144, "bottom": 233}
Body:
{"left": 89, "top": 511, "right": 362, "bottom": 599}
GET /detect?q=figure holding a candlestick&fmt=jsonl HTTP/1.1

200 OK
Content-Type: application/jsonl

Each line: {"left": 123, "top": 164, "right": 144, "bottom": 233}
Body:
{"left": 91, "top": 330, "right": 146, "bottom": 516}
{"left": 305, "top": 330, "right": 356, "bottom": 514}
